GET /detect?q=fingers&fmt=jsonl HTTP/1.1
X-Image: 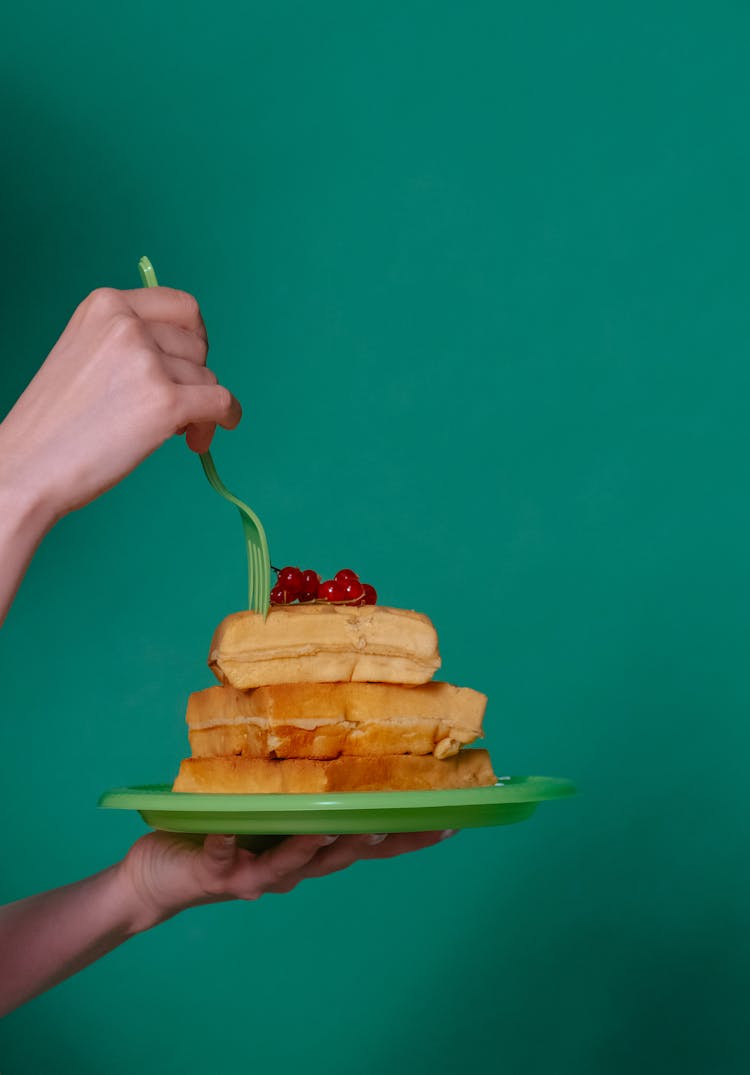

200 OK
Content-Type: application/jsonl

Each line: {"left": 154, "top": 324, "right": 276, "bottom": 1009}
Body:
{"left": 185, "top": 421, "right": 217, "bottom": 454}
{"left": 300, "top": 835, "right": 392, "bottom": 878}
{"left": 249, "top": 835, "right": 339, "bottom": 891}
{"left": 269, "top": 831, "right": 452, "bottom": 890}
{"left": 202, "top": 833, "right": 239, "bottom": 871}
{"left": 363, "top": 830, "right": 450, "bottom": 860}
{"left": 109, "top": 288, "right": 238, "bottom": 454}
{"left": 283, "top": 834, "right": 383, "bottom": 882}
{"left": 172, "top": 384, "right": 242, "bottom": 447}
{"left": 194, "top": 834, "right": 242, "bottom": 897}
{"left": 197, "top": 831, "right": 456, "bottom": 902}
{"left": 265, "top": 831, "right": 456, "bottom": 893}
{"left": 150, "top": 322, "right": 208, "bottom": 365}
{"left": 157, "top": 354, "right": 214, "bottom": 389}
{"left": 200, "top": 834, "right": 339, "bottom": 900}
{"left": 159, "top": 359, "right": 224, "bottom": 454}
{"left": 123, "top": 286, "right": 208, "bottom": 342}
{"left": 161, "top": 356, "right": 217, "bottom": 388}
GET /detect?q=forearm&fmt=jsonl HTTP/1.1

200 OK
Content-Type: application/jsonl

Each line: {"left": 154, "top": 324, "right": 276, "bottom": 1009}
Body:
{"left": 0, "top": 862, "right": 141, "bottom": 1015}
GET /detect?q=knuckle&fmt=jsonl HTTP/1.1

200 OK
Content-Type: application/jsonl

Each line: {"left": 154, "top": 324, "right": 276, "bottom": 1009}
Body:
{"left": 110, "top": 312, "right": 147, "bottom": 346}
{"left": 201, "top": 880, "right": 226, "bottom": 898}
{"left": 213, "top": 384, "right": 233, "bottom": 414}
{"left": 266, "top": 862, "right": 287, "bottom": 885}
{"left": 203, "top": 366, "right": 218, "bottom": 386}
{"left": 195, "top": 336, "right": 209, "bottom": 363}
{"left": 141, "top": 375, "right": 176, "bottom": 417}
{"left": 175, "top": 287, "right": 199, "bottom": 310}
{"left": 173, "top": 288, "right": 201, "bottom": 320}
{"left": 130, "top": 343, "right": 161, "bottom": 379}
{"left": 86, "top": 286, "right": 121, "bottom": 315}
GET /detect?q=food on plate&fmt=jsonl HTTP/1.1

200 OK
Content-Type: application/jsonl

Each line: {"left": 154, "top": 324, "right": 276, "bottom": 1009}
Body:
{"left": 185, "top": 681, "right": 487, "bottom": 760}
{"left": 173, "top": 749, "right": 496, "bottom": 793}
{"left": 208, "top": 604, "right": 440, "bottom": 689}
{"left": 270, "top": 565, "right": 377, "bottom": 607}
{"left": 173, "top": 567, "right": 496, "bottom": 793}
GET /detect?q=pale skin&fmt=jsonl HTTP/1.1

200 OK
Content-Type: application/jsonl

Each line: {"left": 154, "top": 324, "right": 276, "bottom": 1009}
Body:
{"left": 0, "top": 286, "right": 451, "bottom": 1017}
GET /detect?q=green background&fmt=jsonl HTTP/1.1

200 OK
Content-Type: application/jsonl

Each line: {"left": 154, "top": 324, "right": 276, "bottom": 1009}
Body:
{"left": 1, "top": 1, "right": 749, "bottom": 1071}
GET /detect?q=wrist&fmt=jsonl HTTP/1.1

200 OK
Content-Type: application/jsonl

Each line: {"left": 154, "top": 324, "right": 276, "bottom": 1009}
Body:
{"left": 0, "top": 474, "right": 58, "bottom": 540}
{"left": 109, "top": 858, "right": 167, "bottom": 935}
{"left": 0, "top": 422, "right": 64, "bottom": 539}
{"left": 0, "top": 427, "right": 66, "bottom": 625}
{"left": 0, "top": 403, "right": 80, "bottom": 527}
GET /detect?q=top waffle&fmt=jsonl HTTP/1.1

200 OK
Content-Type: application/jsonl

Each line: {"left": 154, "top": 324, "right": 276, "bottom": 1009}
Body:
{"left": 208, "top": 604, "right": 441, "bottom": 689}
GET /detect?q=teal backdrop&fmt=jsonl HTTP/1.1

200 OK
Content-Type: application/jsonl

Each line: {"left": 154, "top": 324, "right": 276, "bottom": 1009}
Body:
{"left": 1, "top": 2, "right": 749, "bottom": 1072}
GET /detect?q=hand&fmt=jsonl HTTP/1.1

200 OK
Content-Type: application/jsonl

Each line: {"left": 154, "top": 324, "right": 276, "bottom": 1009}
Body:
{"left": 118, "top": 828, "right": 456, "bottom": 931}
{"left": 0, "top": 286, "right": 241, "bottom": 524}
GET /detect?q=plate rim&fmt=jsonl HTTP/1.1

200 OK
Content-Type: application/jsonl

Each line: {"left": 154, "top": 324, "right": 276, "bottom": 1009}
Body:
{"left": 98, "top": 775, "right": 576, "bottom": 814}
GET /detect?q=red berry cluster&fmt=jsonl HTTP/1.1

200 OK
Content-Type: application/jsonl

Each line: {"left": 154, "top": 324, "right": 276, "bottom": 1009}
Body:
{"left": 271, "top": 566, "right": 377, "bottom": 606}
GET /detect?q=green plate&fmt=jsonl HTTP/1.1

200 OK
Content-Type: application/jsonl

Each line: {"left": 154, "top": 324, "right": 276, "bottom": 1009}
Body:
{"left": 98, "top": 776, "right": 575, "bottom": 837}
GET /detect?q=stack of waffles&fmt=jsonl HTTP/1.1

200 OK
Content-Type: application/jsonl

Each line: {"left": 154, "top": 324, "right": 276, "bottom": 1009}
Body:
{"left": 173, "top": 604, "right": 496, "bottom": 793}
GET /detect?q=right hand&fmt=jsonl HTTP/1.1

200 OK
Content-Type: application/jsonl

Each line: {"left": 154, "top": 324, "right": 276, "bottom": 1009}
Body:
{"left": 0, "top": 286, "right": 241, "bottom": 522}
{"left": 118, "top": 828, "right": 452, "bottom": 931}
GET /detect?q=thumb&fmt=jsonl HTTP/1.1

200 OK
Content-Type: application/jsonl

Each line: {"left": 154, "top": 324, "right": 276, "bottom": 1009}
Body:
{"left": 202, "top": 834, "right": 238, "bottom": 873}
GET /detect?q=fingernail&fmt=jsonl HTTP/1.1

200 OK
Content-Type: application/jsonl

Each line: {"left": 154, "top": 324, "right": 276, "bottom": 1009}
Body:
{"left": 321, "top": 835, "right": 339, "bottom": 845}
{"left": 220, "top": 835, "right": 236, "bottom": 845}
{"left": 440, "top": 829, "right": 459, "bottom": 840}
{"left": 367, "top": 833, "right": 388, "bottom": 845}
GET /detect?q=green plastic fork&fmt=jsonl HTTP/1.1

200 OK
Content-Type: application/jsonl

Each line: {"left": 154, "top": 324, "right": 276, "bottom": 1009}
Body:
{"left": 137, "top": 256, "right": 271, "bottom": 615}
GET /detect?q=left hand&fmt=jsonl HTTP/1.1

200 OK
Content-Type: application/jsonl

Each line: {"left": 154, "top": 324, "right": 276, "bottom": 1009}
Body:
{"left": 118, "top": 828, "right": 456, "bottom": 931}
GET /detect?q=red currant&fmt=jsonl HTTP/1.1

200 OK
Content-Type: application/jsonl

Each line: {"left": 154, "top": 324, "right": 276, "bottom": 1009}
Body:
{"left": 341, "top": 579, "right": 365, "bottom": 604}
{"left": 335, "top": 568, "right": 359, "bottom": 585}
{"left": 297, "top": 569, "right": 321, "bottom": 603}
{"left": 318, "top": 579, "right": 346, "bottom": 602}
{"left": 362, "top": 583, "right": 377, "bottom": 605}
{"left": 277, "top": 566, "right": 303, "bottom": 595}
{"left": 301, "top": 569, "right": 321, "bottom": 592}
{"left": 270, "top": 584, "right": 295, "bottom": 604}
